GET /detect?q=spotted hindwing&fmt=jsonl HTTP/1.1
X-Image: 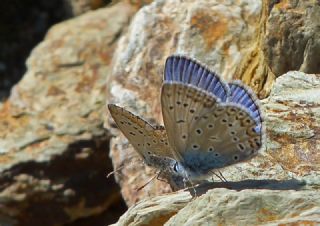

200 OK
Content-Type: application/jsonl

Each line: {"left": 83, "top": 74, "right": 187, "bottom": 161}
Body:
{"left": 108, "top": 104, "right": 174, "bottom": 165}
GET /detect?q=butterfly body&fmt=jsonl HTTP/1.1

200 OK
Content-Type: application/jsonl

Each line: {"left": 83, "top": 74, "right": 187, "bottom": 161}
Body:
{"left": 108, "top": 55, "right": 263, "bottom": 187}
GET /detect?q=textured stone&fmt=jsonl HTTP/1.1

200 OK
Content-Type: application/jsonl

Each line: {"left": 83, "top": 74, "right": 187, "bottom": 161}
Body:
{"left": 107, "top": 0, "right": 278, "bottom": 207}
{"left": 113, "top": 188, "right": 319, "bottom": 226}
{"left": 0, "top": 2, "right": 136, "bottom": 226}
{"left": 113, "top": 192, "right": 192, "bottom": 226}
{"left": 167, "top": 189, "right": 320, "bottom": 226}
{"left": 112, "top": 71, "right": 320, "bottom": 225}
{"left": 263, "top": 71, "right": 320, "bottom": 174}
{"left": 264, "top": 0, "right": 320, "bottom": 76}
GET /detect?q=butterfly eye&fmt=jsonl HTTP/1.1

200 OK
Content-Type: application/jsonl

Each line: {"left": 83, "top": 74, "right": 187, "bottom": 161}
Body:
{"left": 173, "top": 162, "right": 179, "bottom": 172}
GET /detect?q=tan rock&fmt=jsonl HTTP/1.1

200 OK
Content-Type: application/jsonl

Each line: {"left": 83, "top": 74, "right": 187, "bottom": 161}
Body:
{"left": 264, "top": 0, "right": 320, "bottom": 76}
{"left": 113, "top": 188, "right": 320, "bottom": 226}
{"left": 0, "top": 2, "right": 136, "bottom": 226}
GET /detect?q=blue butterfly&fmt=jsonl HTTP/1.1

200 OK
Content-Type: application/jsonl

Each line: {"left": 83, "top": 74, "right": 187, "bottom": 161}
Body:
{"left": 109, "top": 55, "right": 263, "bottom": 186}
{"left": 161, "top": 55, "right": 263, "bottom": 182}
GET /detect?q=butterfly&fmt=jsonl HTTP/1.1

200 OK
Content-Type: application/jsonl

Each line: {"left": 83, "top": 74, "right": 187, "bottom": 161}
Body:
{"left": 107, "top": 104, "right": 184, "bottom": 189}
{"left": 108, "top": 55, "right": 263, "bottom": 186}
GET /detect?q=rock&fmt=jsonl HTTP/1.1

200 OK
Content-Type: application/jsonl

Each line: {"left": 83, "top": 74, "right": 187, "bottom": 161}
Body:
{"left": 264, "top": 0, "right": 320, "bottom": 76}
{"left": 263, "top": 71, "right": 320, "bottom": 175}
{"left": 111, "top": 71, "right": 320, "bottom": 225}
{"left": 64, "top": 0, "right": 106, "bottom": 16}
{"left": 114, "top": 188, "right": 319, "bottom": 226}
{"left": 0, "top": 2, "right": 136, "bottom": 226}
{"left": 0, "top": 0, "right": 71, "bottom": 100}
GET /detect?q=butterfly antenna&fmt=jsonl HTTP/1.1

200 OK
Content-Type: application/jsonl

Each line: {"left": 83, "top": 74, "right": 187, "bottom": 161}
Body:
{"left": 107, "top": 155, "right": 142, "bottom": 178}
{"left": 136, "top": 173, "right": 159, "bottom": 191}
{"left": 106, "top": 164, "right": 125, "bottom": 178}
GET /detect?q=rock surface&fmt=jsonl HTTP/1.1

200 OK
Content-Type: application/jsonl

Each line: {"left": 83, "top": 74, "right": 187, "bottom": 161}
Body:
{"left": 112, "top": 71, "right": 320, "bottom": 226}
{"left": 114, "top": 188, "right": 320, "bottom": 226}
{"left": 264, "top": 0, "right": 320, "bottom": 76}
{"left": 0, "top": 2, "right": 136, "bottom": 226}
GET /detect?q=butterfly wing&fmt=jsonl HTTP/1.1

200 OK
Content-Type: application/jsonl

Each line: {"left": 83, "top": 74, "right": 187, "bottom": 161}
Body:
{"left": 164, "top": 55, "right": 229, "bottom": 101}
{"left": 228, "top": 81, "right": 263, "bottom": 134}
{"left": 161, "top": 55, "right": 263, "bottom": 176}
{"left": 161, "top": 55, "right": 229, "bottom": 162}
{"left": 108, "top": 104, "right": 174, "bottom": 165}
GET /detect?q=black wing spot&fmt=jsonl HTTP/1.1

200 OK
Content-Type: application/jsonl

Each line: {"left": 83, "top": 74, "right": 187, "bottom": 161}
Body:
{"left": 228, "top": 123, "right": 233, "bottom": 127}
{"left": 196, "top": 129, "right": 202, "bottom": 135}
{"left": 208, "top": 124, "right": 214, "bottom": 129}
{"left": 238, "top": 143, "right": 245, "bottom": 151}
{"left": 176, "top": 119, "right": 185, "bottom": 123}
{"left": 147, "top": 151, "right": 151, "bottom": 155}
{"left": 183, "top": 103, "right": 188, "bottom": 107}
{"left": 176, "top": 101, "right": 181, "bottom": 105}
{"left": 169, "top": 106, "right": 174, "bottom": 110}
{"left": 214, "top": 153, "right": 220, "bottom": 157}
{"left": 182, "top": 135, "right": 187, "bottom": 139}
{"left": 230, "top": 131, "right": 236, "bottom": 135}
{"left": 147, "top": 143, "right": 151, "bottom": 146}
{"left": 129, "top": 132, "right": 136, "bottom": 136}
{"left": 233, "top": 137, "right": 239, "bottom": 142}
{"left": 192, "top": 144, "right": 199, "bottom": 150}
{"left": 233, "top": 155, "right": 239, "bottom": 160}
{"left": 208, "top": 147, "right": 214, "bottom": 152}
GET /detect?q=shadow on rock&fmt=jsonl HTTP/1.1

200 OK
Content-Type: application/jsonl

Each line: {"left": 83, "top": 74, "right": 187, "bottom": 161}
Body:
{"left": 188, "top": 179, "right": 306, "bottom": 196}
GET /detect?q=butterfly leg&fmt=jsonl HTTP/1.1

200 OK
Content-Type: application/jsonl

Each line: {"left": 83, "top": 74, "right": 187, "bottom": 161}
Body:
{"left": 218, "top": 170, "right": 228, "bottom": 182}
{"left": 210, "top": 170, "right": 228, "bottom": 182}
{"left": 156, "top": 171, "right": 169, "bottom": 183}
{"left": 182, "top": 177, "right": 198, "bottom": 197}
{"left": 136, "top": 172, "right": 159, "bottom": 191}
